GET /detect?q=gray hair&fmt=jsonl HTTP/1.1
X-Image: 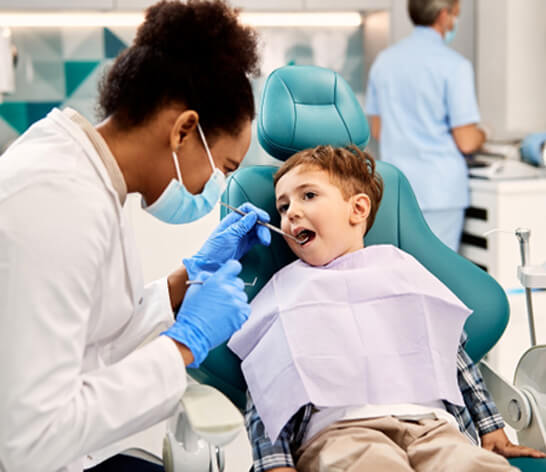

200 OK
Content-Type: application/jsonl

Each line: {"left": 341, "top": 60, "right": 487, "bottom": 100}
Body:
{"left": 408, "top": 0, "right": 458, "bottom": 26}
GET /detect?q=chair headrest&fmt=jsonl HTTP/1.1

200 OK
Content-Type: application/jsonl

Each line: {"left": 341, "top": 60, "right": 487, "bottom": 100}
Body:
{"left": 258, "top": 65, "right": 370, "bottom": 161}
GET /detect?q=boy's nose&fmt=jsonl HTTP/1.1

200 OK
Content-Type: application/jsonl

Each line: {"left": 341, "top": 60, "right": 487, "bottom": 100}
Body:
{"left": 287, "top": 203, "right": 303, "bottom": 220}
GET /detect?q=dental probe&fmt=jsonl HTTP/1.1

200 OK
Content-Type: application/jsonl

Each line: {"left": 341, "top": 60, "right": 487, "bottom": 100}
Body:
{"left": 186, "top": 276, "right": 258, "bottom": 286}
{"left": 219, "top": 201, "right": 304, "bottom": 244}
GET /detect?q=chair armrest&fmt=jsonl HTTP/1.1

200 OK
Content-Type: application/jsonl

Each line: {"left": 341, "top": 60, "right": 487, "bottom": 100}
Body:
{"left": 479, "top": 360, "right": 532, "bottom": 431}
{"left": 180, "top": 384, "right": 244, "bottom": 447}
{"left": 163, "top": 385, "right": 244, "bottom": 472}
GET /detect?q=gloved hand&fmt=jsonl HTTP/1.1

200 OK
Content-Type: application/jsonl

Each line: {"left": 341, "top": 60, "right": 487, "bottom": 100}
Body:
{"left": 162, "top": 260, "right": 250, "bottom": 368}
{"left": 183, "top": 202, "right": 271, "bottom": 279}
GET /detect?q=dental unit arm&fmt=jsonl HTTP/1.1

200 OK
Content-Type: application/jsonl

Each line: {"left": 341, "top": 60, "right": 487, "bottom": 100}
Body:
{"left": 480, "top": 228, "right": 546, "bottom": 452}
{"left": 163, "top": 384, "right": 244, "bottom": 472}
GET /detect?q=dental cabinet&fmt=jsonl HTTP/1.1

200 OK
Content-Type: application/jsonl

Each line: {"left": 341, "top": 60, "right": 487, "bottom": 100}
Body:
{"left": 461, "top": 177, "right": 546, "bottom": 290}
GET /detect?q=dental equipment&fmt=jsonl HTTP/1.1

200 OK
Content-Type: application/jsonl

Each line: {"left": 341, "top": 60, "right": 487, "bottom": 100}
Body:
{"left": 479, "top": 227, "right": 546, "bottom": 453}
{"left": 515, "top": 228, "right": 538, "bottom": 346}
{"left": 219, "top": 201, "right": 307, "bottom": 244}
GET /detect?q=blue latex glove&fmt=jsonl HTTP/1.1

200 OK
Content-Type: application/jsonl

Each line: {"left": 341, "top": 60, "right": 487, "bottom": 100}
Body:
{"left": 520, "top": 132, "right": 546, "bottom": 166}
{"left": 162, "top": 260, "right": 250, "bottom": 368}
{"left": 183, "top": 202, "right": 271, "bottom": 279}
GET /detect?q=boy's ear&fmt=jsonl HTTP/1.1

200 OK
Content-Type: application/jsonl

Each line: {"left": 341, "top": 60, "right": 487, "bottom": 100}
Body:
{"left": 349, "top": 193, "right": 371, "bottom": 226}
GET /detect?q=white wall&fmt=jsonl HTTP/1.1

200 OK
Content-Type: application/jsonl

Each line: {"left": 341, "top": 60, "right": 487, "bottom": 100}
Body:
{"left": 477, "top": 0, "right": 546, "bottom": 140}
{"left": 505, "top": 0, "right": 546, "bottom": 136}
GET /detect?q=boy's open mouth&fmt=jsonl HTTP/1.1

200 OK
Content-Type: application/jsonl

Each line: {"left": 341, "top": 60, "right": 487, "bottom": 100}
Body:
{"left": 295, "top": 229, "right": 316, "bottom": 245}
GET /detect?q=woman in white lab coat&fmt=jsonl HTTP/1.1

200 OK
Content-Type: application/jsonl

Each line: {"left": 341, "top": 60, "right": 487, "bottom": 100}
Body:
{"left": 0, "top": 2, "right": 269, "bottom": 471}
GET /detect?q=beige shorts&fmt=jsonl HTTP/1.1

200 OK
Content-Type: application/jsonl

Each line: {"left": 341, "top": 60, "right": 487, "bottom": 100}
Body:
{"left": 296, "top": 416, "right": 518, "bottom": 472}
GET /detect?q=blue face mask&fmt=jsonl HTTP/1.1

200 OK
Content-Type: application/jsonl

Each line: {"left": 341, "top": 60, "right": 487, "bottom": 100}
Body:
{"left": 143, "top": 123, "right": 226, "bottom": 224}
{"left": 444, "top": 17, "right": 458, "bottom": 44}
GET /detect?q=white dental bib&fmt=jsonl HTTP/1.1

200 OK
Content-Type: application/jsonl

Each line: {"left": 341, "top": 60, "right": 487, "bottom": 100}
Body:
{"left": 228, "top": 245, "right": 471, "bottom": 442}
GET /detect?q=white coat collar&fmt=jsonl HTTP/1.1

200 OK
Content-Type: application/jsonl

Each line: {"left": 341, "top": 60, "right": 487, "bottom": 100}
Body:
{"left": 47, "top": 107, "right": 123, "bottom": 216}
{"left": 64, "top": 108, "right": 128, "bottom": 205}
{"left": 47, "top": 107, "right": 142, "bottom": 304}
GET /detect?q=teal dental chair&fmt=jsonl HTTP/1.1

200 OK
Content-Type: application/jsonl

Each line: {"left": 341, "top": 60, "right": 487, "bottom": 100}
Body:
{"left": 189, "top": 65, "right": 546, "bottom": 471}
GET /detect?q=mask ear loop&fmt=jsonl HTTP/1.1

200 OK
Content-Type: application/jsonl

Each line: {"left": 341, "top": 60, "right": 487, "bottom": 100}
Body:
{"left": 171, "top": 151, "right": 183, "bottom": 184}
{"left": 197, "top": 123, "right": 217, "bottom": 173}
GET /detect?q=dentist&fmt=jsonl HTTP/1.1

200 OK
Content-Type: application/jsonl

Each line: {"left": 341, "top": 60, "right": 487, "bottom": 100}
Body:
{"left": 0, "top": 1, "right": 269, "bottom": 471}
{"left": 365, "top": 0, "right": 486, "bottom": 251}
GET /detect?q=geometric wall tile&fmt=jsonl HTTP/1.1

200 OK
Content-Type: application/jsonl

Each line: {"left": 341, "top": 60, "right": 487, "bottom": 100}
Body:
{"left": 0, "top": 24, "right": 365, "bottom": 170}
{"left": 16, "top": 29, "right": 62, "bottom": 62}
{"left": 61, "top": 97, "right": 99, "bottom": 125}
{"left": 0, "top": 102, "right": 28, "bottom": 134}
{"left": 62, "top": 28, "right": 104, "bottom": 61}
{"left": 7, "top": 58, "right": 64, "bottom": 103}
{"left": 104, "top": 28, "right": 127, "bottom": 59}
{"left": 0, "top": 117, "right": 20, "bottom": 154}
{"left": 104, "top": 27, "right": 135, "bottom": 50}
{"left": 64, "top": 61, "right": 100, "bottom": 97}
{"left": 285, "top": 43, "right": 315, "bottom": 65}
{"left": 26, "top": 102, "right": 62, "bottom": 127}
{"left": 39, "top": 29, "right": 63, "bottom": 58}
{"left": 67, "top": 61, "right": 106, "bottom": 101}
{"left": 34, "top": 61, "right": 65, "bottom": 99}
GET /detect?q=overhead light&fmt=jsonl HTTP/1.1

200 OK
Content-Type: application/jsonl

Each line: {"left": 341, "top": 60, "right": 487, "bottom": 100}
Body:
{"left": 0, "top": 11, "right": 362, "bottom": 28}
{"left": 0, "top": 12, "right": 143, "bottom": 28}
{"left": 241, "top": 12, "right": 362, "bottom": 28}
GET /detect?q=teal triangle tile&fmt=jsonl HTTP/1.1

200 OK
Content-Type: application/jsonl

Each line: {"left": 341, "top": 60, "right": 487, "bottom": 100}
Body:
{"left": 26, "top": 102, "right": 62, "bottom": 127}
{"left": 104, "top": 27, "right": 135, "bottom": 46}
{"left": 0, "top": 102, "right": 28, "bottom": 135}
{"left": 67, "top": 61, "right": 108, "bottom": 101}
{"left": 104, "top": 28, "right": 128, "bottom": 59}
{"left": 64, "top": 61, "right": 100, "bottom": 97}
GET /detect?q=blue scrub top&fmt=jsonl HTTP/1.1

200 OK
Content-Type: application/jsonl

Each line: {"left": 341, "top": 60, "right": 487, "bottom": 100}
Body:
{"left": 365, "top": 26, "right": 480, "bottom": 210}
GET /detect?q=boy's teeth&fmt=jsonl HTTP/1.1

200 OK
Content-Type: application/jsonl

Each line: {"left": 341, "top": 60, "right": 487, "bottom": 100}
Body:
{"left": 296, "top": 229, "right": 313, "bottom": 244}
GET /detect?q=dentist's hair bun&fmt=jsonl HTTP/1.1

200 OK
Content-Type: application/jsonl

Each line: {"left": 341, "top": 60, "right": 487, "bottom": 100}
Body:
{"left": 99, "top": 0, "right": 259, "bottom": 136}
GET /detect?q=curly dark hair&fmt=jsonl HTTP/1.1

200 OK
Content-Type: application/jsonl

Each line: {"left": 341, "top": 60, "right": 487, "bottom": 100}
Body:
{"left": 98, "top": 0, "right": 259, "bottom": 139}
{"left": 273, "top": 145, "right": 384, "bottom": 235}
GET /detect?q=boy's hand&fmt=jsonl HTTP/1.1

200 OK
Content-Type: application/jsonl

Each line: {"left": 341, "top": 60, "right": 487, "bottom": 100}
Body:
{"left": 481, "top": 428, "right": 546, "bottom": 458}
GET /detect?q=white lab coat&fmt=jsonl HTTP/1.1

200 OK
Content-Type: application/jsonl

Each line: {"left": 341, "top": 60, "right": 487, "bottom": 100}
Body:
{"left": 0, "top": 109, "right": 187, "bottom": 472}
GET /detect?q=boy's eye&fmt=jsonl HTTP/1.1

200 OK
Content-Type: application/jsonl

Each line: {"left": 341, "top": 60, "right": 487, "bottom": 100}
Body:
{"left": 277, "top": 203, "right": 289, "bottom": 214}
{"left": 303, "top": 191, "right": 316, "bottom": 200}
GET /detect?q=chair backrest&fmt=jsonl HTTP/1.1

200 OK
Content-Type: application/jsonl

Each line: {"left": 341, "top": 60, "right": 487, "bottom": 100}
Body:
{"left": 188, "top": 66, "right": 510, "bottom": 411}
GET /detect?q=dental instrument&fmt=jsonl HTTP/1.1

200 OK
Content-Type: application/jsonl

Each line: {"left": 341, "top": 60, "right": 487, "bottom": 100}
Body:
{"left": 219, "top": 201, "right": 307, "bottom": 244}
{"left": 186, "top": 277, "right": 258, "bottom": 287}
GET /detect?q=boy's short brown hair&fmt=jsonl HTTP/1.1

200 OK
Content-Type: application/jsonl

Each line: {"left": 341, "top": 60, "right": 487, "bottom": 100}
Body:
{"left": 273, "top": 145, "right": 384, "bottom": 235}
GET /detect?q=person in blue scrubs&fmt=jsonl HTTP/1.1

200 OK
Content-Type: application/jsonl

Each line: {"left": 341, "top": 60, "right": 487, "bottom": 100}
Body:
{"left": 365, "top": 0, "right": 487, "bottom": 251}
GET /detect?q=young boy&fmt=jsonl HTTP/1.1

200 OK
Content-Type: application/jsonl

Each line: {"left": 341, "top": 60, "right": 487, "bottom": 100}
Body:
{"left": 228, "top": 145, "right": 544, "bottom": 472}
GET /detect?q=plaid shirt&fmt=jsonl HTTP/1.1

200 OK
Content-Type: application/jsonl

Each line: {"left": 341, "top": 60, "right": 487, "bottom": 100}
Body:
{"left": 244, "top": 333, "right": 504, "bottom": 472}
